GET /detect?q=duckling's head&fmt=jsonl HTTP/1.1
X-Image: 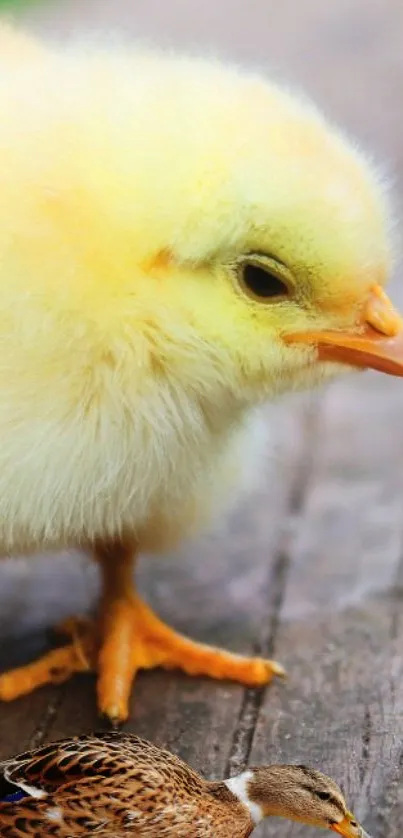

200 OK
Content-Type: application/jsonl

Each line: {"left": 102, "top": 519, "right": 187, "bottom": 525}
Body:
{"left": 225, "top": 764, "right": 370, "bottom": 837}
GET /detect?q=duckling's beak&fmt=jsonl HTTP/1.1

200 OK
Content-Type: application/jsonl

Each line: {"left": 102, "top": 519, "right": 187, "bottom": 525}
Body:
{"left": 285, "top": 285, "right": 403, "bottom": 376}
{"left": 330, "top": 815, "right": 372, "bottom": 838}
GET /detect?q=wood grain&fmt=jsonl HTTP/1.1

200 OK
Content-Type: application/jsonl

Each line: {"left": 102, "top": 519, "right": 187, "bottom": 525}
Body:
{"left": 249, "top": 374, "right": 403, "bottom": 837}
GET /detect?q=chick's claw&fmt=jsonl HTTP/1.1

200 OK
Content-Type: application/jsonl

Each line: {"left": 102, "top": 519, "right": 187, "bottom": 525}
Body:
{"left": 0, "top": 595, "right": 285, "bottom": 726}
{"left": 97, "top": 593, "right": 286, "bottom": 724}
{"left": 0, "top": 622, "right": 94, "bottom": 701}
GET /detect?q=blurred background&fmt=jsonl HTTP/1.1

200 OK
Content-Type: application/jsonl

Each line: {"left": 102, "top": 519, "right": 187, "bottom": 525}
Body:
{"left": 2, "top": 0, "right": 402, "bottom": 174}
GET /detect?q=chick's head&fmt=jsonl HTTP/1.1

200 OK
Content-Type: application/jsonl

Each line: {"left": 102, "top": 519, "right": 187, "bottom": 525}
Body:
{"left": 20, "top": 49, "right": 403, "bottom": 411}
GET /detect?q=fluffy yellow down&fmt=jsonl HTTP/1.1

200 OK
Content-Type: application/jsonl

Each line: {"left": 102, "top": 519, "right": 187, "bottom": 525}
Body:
{"left": 0, "top": 24, "right": 392, "bottom": 556}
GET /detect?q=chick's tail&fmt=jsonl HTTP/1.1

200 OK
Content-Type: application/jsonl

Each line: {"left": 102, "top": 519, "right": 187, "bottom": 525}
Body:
{"left": 0, "top": 542, "right": 285, "bottom": 725}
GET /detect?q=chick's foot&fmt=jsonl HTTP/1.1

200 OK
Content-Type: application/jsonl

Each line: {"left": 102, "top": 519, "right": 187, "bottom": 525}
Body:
{"left": 0, "top": 542, "right": 285, "bottom": 725}
{"left": 0, "top": 598, "right": 284, "bottom": 724}
{"left": 0, "top": 617, "right": 96, "bottom": 700}
{"left": 96, "top": 592, "right": 285, "bottom": 724}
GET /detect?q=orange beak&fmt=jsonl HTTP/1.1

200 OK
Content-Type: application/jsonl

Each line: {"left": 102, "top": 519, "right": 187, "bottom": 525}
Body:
{"left": 330, "top": 814, "right": 371, "bottom": 838}
{"left": 285, "top": 285, "right": 403, "bottom": 376}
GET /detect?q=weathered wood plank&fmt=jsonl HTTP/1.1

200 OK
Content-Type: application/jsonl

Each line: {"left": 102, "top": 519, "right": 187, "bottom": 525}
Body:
{"left": 250, "top": 374, "right": 403, "bottom": 838}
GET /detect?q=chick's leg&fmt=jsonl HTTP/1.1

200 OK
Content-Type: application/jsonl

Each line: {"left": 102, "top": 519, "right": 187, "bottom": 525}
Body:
{"left": 95, "top": 541, "right": 285, "bottom": 725}
{"left": 0, "top": 542, "right": 284, "bottom": 725}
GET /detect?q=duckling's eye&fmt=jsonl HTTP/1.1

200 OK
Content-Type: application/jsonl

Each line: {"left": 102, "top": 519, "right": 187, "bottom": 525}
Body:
{"left": 316, "top": 792, "right": 332, "bottom": 802}
{"left": 236, "top": 255, "right": 291, "bottom": 303}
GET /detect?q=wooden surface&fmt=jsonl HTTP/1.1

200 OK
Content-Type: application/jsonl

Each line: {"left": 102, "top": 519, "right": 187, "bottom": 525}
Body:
{"left": 1, "top": 1, "right": 403, "bottom": 836}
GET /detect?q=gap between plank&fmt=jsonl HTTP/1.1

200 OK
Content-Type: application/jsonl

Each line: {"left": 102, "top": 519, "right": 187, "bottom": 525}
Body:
{"left": 365, "top": 541, "right": 403, "bottom": 838}
{"left": 28, "top": 692, "right": 64, "bottom": 750}
{"left": 225, "top": 396, "right": 321, "bottom": 777}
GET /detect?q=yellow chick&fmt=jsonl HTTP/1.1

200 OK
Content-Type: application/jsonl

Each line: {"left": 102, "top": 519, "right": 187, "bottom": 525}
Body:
{"left": 0, "top": 23, "right": 402, "bottom": 725}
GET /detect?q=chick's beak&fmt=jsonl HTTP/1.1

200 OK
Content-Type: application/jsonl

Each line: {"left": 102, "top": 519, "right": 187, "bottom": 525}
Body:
{"left": 330, "top": 814, "right": 372, "bottom": 838}
{"left": 285, "top": 285, "right": 403, "bottom": 376}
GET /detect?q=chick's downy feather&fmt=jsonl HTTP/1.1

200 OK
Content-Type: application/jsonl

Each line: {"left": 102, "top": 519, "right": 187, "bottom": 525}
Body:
{"left": 1, "top": 22, "right": 402, "bottom": 724}
{"left": 0, "top": 25, "right": 392, "bottom": 557}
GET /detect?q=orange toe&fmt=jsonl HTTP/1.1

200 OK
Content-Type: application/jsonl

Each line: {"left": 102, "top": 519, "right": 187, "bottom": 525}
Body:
{"left": 96, "top": 594, "right": 285, "bottom": 725}
{"left": 0, "top": 636, "right": 92, "bottom": 701}
{"left": 0, "top": 598, "right": 284, "bottom": 725}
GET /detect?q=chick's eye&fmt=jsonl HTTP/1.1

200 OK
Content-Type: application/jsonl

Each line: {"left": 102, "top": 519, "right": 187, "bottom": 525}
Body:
{"left": 237, "top": 257, "right": 290, "bottom": 303}
{"left": 317, "top": 792, "right": 331, "bottom": 802}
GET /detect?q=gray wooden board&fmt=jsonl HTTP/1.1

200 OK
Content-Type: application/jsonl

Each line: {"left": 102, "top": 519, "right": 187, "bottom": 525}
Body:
{"left": 250, "top": 373, "right": 403, "bottom": 837}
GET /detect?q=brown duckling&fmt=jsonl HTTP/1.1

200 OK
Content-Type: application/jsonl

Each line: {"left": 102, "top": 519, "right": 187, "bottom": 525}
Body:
{"left": 0, "top": 732, "right": 371, "bottom": 837}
